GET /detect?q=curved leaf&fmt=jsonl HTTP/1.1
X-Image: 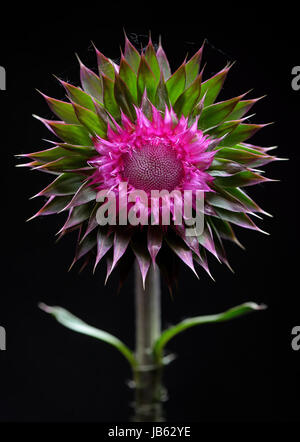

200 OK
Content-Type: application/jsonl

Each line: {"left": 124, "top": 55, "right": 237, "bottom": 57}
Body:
{"left": 78, "top": 57, "right": 103, "bottom": 101}
{"left": 114, "top": 74, "right": 136, "bottom": 120}
{"left": 59, "top": 80, "right": 95, "bottom": 111}
{"left": 155, "top": 74, "right": 169, "bottom": 110}
{"left": 119, "top": 56, "right": 138, "bottom": 103}
{"left": 33, "top": 173, "right": 83, "bottom": 197}
{"left": 60, "top": 202, "right": 95, "bottom": 231}
{"left": 222, "top": 187, "right": 270, "bottom": 215}
{"left": 199, "top": 64, "right": 231, "bottom": 106}
{"left": 156, "top": 40, "right": 171, "bottom": 80}
{"left": 215, "top": 145, "right": 275, "bottom": 167}
{"left": 166, "top": 63, "right": 186, "bottom": 105}
{"left": 214, "top": 170, "right": 273, "bottom": 187}
{"left": 207, "top": 217, "right": 244, "bottom": 248}
{"left": 205, "top": 120, "right": 240, "bottom": 138}
{"left": 185, "top": 45, "right": 204, "bottom": 88}
{"left": 211, "top": 207, "right": 267, "bottom": 232}
{"left": 174, "top": 74, "right": 201, "bottom": 117}
{"left": 41, "top": 93, "right": 79, "bottom": 124}
{"left": 102, "top": 74, "right": 120, "bottom": 119}
{"left": 124, "top": 34, "right": 141, "bottom": 74}
{"left": 227, "top": 97, "right": 261, "bottom": 121}
{"left": 28, "top": 195, "right": 72, "bottom": 219}
{"left": 95, "top": 47, "right": 116, "bottom": 79}
{"left": 72, "top": 102, "right": 106, "bottom": 137}
{"left": 34, "top": 116, "right": 93, "bottom": 146}
{"left": 153, "top": 302, "right": 266, "bottom": 364}
{"left": 145, "top": 39, "right": 160, "bottom": 80}
{"left": 64, "top": 183, "right": 97, "bottom": 210}
{"left": 137, "top": 54, "right": 158, "bottom": 103}
{"left": 219, "top": 124, "right": 268, "bottom": 147}
{"left": 199, "top": 95, "right": 243, "bottom": 130}
{"left": 39, "top": 304, "right": 137, "bottom": 369}
{"left": 34, "top": 156, "right": 87, "bottom": 173}
{"left": 22, "top": 146, "right": 71, "bottom": 162}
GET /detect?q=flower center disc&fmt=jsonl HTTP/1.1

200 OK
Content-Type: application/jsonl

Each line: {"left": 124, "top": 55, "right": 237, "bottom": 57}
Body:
{"left": 122, "top": 143, "right": 184, "bottom": 193}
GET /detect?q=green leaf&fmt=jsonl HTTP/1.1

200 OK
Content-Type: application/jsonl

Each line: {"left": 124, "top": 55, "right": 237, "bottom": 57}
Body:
{"left": 81, "top": 203, "right": 101, "bottom": 242}
{"left": 174, "top": 74, "right": 201, "bottom": 117}
{"left": 34, "top": 117, "right": 93, "bottom": 146}
{"left": 206, "top": 188, "right": 251, "bottom": 213}
{"left": 206, "top": 217, "right": 243, "bottom": 248}
{"left": 65, "top": 183, "right": 97, "bottom": 209}
{"left": 215, "top": 146, "right": 274, "bottom": 167}
{"left": 95, "top": 47, "right": 116, "bottom": 80}
{"left": 59, "top": 80, "right": 95, "bottom": 111}
{"left": 166, "top": 63, "right": 186, "bottom": 105}
{"left": 28, "top": 195, "right": 72, "bottom": 219}
{"left": 211, "top": 207, "right": 265, "bottom": 232}
{"left": 155, "top": 74, "right": 170, "bottom": 110}
{"left": 114, "top": 74, "right": 136, "bottom": 120}
{"left": 144, "top": 39, "right": 161, "bottom": 80}
{"left": 153, "top": 302, "right": 266, "bottom": 364}
{"left": 156, "top": 40, "right": 171, "bottom": 80}
{"left": 56, "top": 142, "right": 96, "bottom": 157}
{"left": 124, "top": 34, "right": 141, "bottom": 74}
{"left": 60, "top": 202, "right": 94, "bottom": 230}
{"left": 72, "top": 230, "right": 97, "bottom": 264}
{"left": 41, "top": 93, "right": 79, "bottom": 124}
{"left": 78, "top": 57, "right": 103, "bottom": 101}
{"left": 34, "top": 156, "right": 87, "bottom": 172}
{"left": 199, "top": 95, "right": 243, "bottom": 130}
{"left": 102, "top": 74, "right": 120, "bottom": 119}
{"left": 227, "top": 97, "right": 262, "bottom": 121}
{"left": 209, "top": 222, "right": 232, "bottom": 270}
{"left": 185, "top": 45, "right": 203, "bottom": 88}
{"left": 25, "top": 144, "right": 93, "bottom": 164}
{"left": 137, "top": 55, "right": 158, "bottom": 103}
{"left": 219, "top": 124, "right": 266, "bottom": 147}
{"left": 208, "top": 184, "right": 270, "bottom": 220}
{"left": 92, "top": 100, "right": 109, "bottom": 127}
{"left": 221, "top": 187, "right": 269, "bottom": 215}
{"left": 197, "top": 223, "right": 218, "bottom": 259}
{"left": 205, "top": 120, "right": 240, "bottom": 138}
{"left": 24, "top": 146, "right": 71, "bottom": 162}
{"left": 209, "top": 158, "right": 245, "bottom": 176}
{"left": 140, "top": 92, "right": 152, "bottom": 119}
{"left": 35, "top": 173, "right": 83, "bottom": 197}
{"left": 72, "top": 102, "right": 106, "bottom": 137}
{"left": 214, "top": 170, "right": 272, "bottom": 187}
{"left": 119, "top": 56, "right": 138, "bottom": 103}
{"left": 199, "top": 64, "right": 231, "bottom": 106}
{"left": 39, "top": 304, "right": 137, "bottom": 369}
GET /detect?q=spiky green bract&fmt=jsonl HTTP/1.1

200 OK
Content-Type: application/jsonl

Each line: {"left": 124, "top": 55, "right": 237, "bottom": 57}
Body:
{"left": 19, "top": 34, "right": 279, "bottom": 290}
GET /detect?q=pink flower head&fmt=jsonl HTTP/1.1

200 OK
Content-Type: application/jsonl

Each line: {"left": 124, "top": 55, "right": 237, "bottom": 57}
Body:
{"left": 89, "top": 104, "right": 215, "bottom": 223}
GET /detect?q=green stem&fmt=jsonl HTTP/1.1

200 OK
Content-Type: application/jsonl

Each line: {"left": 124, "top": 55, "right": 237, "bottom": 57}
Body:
{"left": 132, "top": 262, "right": 165, "bottom": 422}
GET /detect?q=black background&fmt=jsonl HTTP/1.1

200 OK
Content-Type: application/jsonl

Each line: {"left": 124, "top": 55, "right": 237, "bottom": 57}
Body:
{"left": 0, "top": 11, "right": 299, "bottom": 424}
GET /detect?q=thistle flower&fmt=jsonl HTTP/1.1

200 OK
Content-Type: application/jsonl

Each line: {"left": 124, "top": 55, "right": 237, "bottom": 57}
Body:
{"left": 19, "top": 34, "right": 278, "bottom": 290}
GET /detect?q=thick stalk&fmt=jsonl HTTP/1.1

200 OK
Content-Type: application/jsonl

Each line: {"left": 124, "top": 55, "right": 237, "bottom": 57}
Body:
{"left": 132, "top": 262, "right": 165, "bottom": 422}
